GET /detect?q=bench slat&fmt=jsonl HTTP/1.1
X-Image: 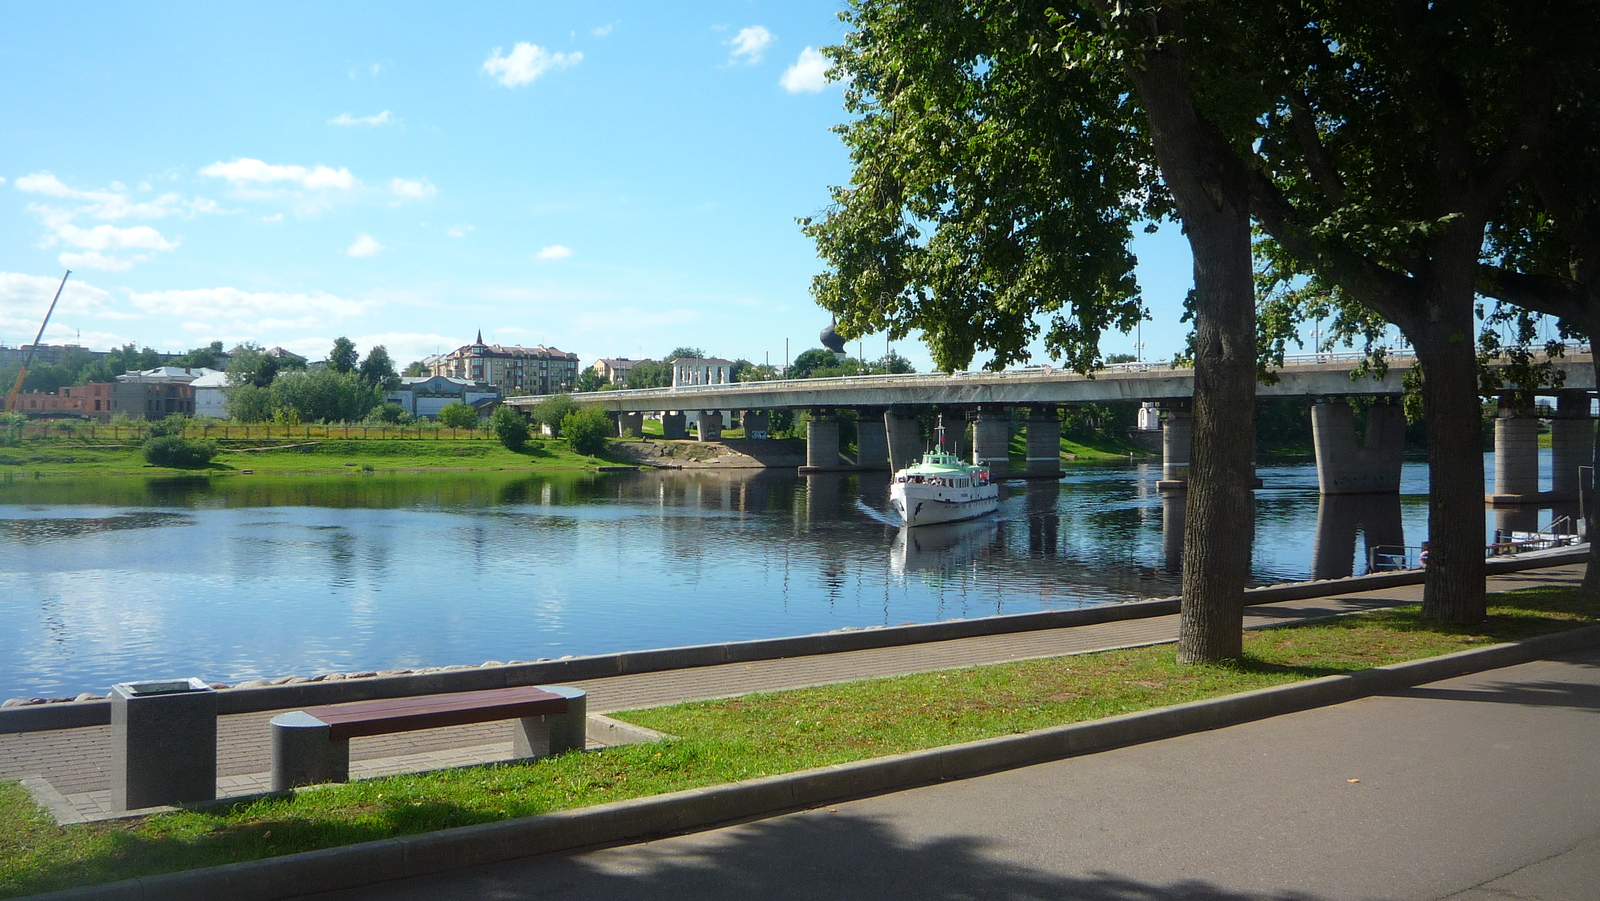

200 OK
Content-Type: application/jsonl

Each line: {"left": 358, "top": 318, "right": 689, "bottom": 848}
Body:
{"left": 304, "top": 686, "right": 569, "bottom": 741}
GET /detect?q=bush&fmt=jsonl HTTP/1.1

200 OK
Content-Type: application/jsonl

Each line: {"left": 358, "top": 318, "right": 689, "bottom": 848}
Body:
{"left": 561, "top": 408, "right": 612, "bottom": 456}
{"left": 364, "top": 402, "right": 410, "bottom": 425}
{"left": 143, "top": 435, "right": 219, "bottom": 468}
{"left": 532, "top": 394, "right": 577, "bottom": 434}
{"left": 437, "top": 402, "right": 480, "bottom": 429}
{"left": 491, "top": 406, "right": 530, "bottom": 451}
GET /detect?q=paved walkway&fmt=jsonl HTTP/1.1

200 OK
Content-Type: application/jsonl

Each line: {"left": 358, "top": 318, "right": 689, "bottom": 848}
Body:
{"left": 308, "top": 643, "right": 1600, "bottom": 901}
{"left": 1, "top": 563, "right": 1585, "bottom": 822}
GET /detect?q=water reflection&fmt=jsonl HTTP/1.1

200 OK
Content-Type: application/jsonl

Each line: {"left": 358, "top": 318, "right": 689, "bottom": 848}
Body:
{"left": 0, "top": 456, "right": 1581, "bottom": 699}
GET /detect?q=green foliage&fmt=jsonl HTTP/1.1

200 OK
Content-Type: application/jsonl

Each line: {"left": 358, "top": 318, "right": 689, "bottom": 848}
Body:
{"left": 224, "top": 384, "right": 275, "bottom": 423}
{"left": 402, "top": 360, "right": 429, "bottom": 377}
{"left": 531, "top": 393, "right": 578, "bottom": 432}
{"left": 270, "top": 369, "right": 381, "bottom": 423}
{"left": 788, "top": 348, "right": 838, "bottom": 379}
{"left": 328, "top": 337, "right": 359, "bottom": 374}
{"left": 225, "top": 343, "right": 280, "bottom": 390}
{"left": 436, "top": 402, "right": 480, "bottom": 429}
{"left": 574, "top": 368, "right": 607, "bottom": 393}
{"left": 171, "top": 341, "right": 224, "bottom": 370}
{"left": 560, "top": 407, "right": 612, "bottom": 456}
{"left": 666, "top": 346, "right": 707, "bottom": 361}
{"left": 491, "top": 405, "right": 530, "bottom": 450}
{"left": 357, "top": 346, "right": 400, "bottom": 391}
{"left": 0, "top": 412, "right": 23, "bottom": 446}
{"left": 364, "top": 402, "right": 412, "bottom": 425}
{"left": 624, "top": 360, "right": 669, "bottom": 388}
{"left": 141, "top": 435, "right": 219, "bottom": 468}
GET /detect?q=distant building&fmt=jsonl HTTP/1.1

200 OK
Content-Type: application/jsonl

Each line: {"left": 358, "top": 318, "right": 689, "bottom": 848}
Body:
{"left": 190, "top": 370, "right": 231, "bottom": 419}
{"left": 593, "top": 357, "right": 643, "bottom": 386}
{"left": 426, "top": 332, "right": 579, "bottom": 396}
{"left": 111, "top": 367, "right": 216, "bottom": 420}
{"left": 670, "top": 357, "right": 735, "bottom": 388}
{"left": 12, "top": 383, "right": 113, "bottom": 418}
{"left": 386, "top": 376, "right": 502, "bottom": 419}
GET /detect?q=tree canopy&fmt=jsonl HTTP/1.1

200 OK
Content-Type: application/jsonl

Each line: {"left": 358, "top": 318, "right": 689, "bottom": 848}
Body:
{"left": 328, "top": 337, "right": 359, "bottom": 374}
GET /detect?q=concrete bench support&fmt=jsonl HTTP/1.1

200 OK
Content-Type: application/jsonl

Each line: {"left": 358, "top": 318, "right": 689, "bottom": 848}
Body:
{"left": 270, "top": 711, "right": 348, "bottom": 791}
{"left": 110, "top": 678, "right": 217, "bottom": 811}
{"left": 512, "top": 685, "right": 588, "bottom": 758}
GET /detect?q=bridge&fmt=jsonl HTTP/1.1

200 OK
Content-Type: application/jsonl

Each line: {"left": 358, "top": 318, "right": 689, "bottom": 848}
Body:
{"left": 504, "top": 351, "right": 1597, "bottom": 505}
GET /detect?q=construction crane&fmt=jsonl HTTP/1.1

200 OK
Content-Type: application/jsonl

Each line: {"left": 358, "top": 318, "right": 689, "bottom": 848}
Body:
{"left": 3, "top": 270, "right": 71, "bottom": 413}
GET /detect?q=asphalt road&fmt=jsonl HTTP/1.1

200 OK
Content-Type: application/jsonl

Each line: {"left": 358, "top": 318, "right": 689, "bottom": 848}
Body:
{"left": 307, "top": 647, "right": 1600, "bottom": 901}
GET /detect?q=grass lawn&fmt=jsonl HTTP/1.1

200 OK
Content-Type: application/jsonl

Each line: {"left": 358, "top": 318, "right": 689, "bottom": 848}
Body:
{"left": 1, "top": 586, "right": 1594, "bottom": 897}
{"left": 0, "top": 437, "right": 632, "bottom": 478}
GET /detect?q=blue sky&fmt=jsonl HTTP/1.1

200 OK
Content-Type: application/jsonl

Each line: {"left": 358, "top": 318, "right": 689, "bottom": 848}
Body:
{"left": 0, "top": 1, "right": 1198, "bottom": 373}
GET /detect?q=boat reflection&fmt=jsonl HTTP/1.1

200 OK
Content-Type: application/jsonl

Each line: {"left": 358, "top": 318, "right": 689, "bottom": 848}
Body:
{"left": 890, "top": 519, "right": 1002, "bottom": 578}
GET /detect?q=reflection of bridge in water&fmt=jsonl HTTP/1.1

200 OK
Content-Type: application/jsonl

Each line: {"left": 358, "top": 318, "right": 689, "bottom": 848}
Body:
{"left": 523, "top": 352, "right": 1598, "bottom": 509}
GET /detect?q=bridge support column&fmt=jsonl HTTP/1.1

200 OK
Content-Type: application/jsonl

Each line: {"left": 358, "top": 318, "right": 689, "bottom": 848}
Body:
{"left": 741, "top": 410, "right": 770, "bottom": 437}
{"left": 800, "top": 410, "right": 844, "bottom": 472}
{"left": 1024, "top": 405, "right": 1062, "bottom": 479}
{"left": 617, "top": 412, "right": 643, "bottom": 438}
{"left": 696, "top": 410, "right": 723, "bottom": 442}
{"left": 854, "top": 408, "right": 889, "bottom": 470}
{"left": 1490, "top": 394, "right": 1540, "bottom": 506}
{"left": 1550, "top": 391, "right": 1593, "bottom": 501}
{"left": 661, "top": 411, "right": 687, "bottom": 440}
{"left": 972, "top": 406, "right": 1011, "bottom": 478}
{"left": 885, "top": 408, "right": 922, "bottom": 471}
{"left": 1310, "top": 400, "right": 1405, "bottom": 494}
{"left": 1157, "top": 405, "right": 1191, "bottom": 492}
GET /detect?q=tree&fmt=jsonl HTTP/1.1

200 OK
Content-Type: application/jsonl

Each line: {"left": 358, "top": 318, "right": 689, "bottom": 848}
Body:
{"left": 811, "top": 0, "right": 1259, "bottom": 662}
{"left": 328, "top": 337, "right": 359, "bottom": 374}
{"left": 625, "top": 360, "right": 670, "bottom": 388}
{"left": 788, "top": 348, "right": 840, "bottom": 380}
{"left": 173, "top": 341, "right": 224, "bottom": 370}
{"left": 491, "top": 405, "right": 530, "bottom": 450}
{"left": 403, "top": 360, "right": 429, "bottom": 377}
{"left": 561, "top": 408, "right": 612, "bottom": 456}
{"left": 532, "top": 393, "right": 578, "bottom": 434}
{"left": 666, "top": 346, "right": 707, "bottom": 361}
{"left": 437, "top": 402, "right": 480, "bottom": 428}
{"left": 575, "top": 368, "right": 608, "bottom": 393}
{"left": 270, "top": 369, "right": 381, "bottom": 422}
{"left": 358, "top": 345, "right": 400, "bottom": 391}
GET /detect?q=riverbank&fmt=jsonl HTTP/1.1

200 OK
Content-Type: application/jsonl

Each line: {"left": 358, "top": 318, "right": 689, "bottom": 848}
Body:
{"left": 1, "top": 577, "right": 1593, "bottom": 898}
{"left": 0, "top": 436, "right": 635, "bottom": 478}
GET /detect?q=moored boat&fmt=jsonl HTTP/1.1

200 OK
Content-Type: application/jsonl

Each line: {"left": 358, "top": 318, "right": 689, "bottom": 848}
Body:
{"left": 888, "top": 426, "right": 1000, "bottom": 527}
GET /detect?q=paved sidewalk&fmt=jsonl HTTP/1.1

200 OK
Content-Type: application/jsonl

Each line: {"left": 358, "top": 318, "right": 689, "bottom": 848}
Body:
{"left": 1, "top": 563, "right": 1585, "bottom": 822}
{"left": 309, "top": 643, "right": 1600, "bottom": 901}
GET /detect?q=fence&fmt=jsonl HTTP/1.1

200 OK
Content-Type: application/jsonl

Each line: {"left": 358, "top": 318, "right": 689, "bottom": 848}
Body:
{"left": 10, "top": 421, "right": 497, "bottom": 442}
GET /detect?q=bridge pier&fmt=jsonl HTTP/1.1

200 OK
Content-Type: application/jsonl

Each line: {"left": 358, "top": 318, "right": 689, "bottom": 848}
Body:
{"left": 617, "top": 412, "right": 644, "bottom": 438}
{"left": 696, "top": 410, "right": 723, "bottom": 442}
{"left": 1310, "top": 400, "right": 1405, "bottom": 494}
{"left": 800, "top": 410, "right": 846, "bottom": 472}
{"left": 1489, "top": 394, "right": 1540, "bottom": 506}
{"left": 1550, "top": 391, "right": 1593, "bottom": 501}
{"left": 854, "top": 407, "right": 889, "bottom": 470}
{"left": 972, "top": 406, "right": 1011, "bottom": 478}
{"left": 885, "top": 408, "right": 922, "bottom": 471}
{"left": 1157, "top": 404, "right": 1191, "bottom": 491}
{"left": 661, "top": 411, "right": 687, "bottom": 440}
{"left": 741, "top": 409, "right": 770, "bottom": 437}
{"left": 1024, "top": 405, "right": 1062, "bottom": 479}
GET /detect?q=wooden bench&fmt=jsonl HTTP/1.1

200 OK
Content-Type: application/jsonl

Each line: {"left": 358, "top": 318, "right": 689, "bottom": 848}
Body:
{"left": 269, "top": 685, "right": 586, "bottom": 791}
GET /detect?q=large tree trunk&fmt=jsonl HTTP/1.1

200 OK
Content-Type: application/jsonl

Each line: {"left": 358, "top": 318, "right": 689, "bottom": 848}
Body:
{"left": 1116, "top": 3, "right": 1258, "bottom": 663}
{"left": 1414, "top": 238, "right": 1489, "bottom": 622}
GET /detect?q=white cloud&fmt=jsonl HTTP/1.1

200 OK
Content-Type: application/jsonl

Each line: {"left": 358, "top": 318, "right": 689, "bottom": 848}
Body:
{"left": 54, "top": 223, "right": 177, "bottom": 252}
{"left": 262, "top": 213, "right": 284, "bottom": 222}
{"left": 328, "top": 110, "right": 396, "bottom": 127}
{"left": 371, "top": 63, "right": 383, "bottom": 75}
{"left": 181, "top": 321, "right": 215, "bottom": 333}
{"left": 727, "top": 26, "right": 774, "bottom": 64}
{"left": 781, "top": 47, "right": 829, "bottom": 93}
{"left": 535, "top": 244, "right": 573, "bottom": 260}
{"left": 389, "top": 177, "right": 437, "bottom": 200}
{"left": 200, "top": 158, "right": 359, "bottom": 191}
{"left": 59, "top": 250, "right": 141, "bottom": 271}
{"left": 483, "top": 42, "right": 582, "bottom": 88}
{"left": 0, "top": 272, "right": 118, "bottom": 332}
{"left": 128, "top": 286, "right": 373, "bottom": 321}
{"left": 447, "top": 225, "right": 474, "bottom": 238}
{"left": 591, "top": 23, "right": 615, "bottom": 38}
{"left": 347, "top": 234, "right": 385, "bottom": 257}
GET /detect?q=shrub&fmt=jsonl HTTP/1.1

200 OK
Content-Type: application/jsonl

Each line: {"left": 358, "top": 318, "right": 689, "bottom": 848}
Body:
{"left": 364, "top": 402, "right": 409, "bottom": 425}
{"left": 561, "top": 408, "right": 612, "bottom": 456}
{"left": 491, "top": 406, "right": 531, "bottom": 451}
{"left": 143, "top": 435, "right": 219, "bottom": 468}
{"left": 437, "top": 402, "right": 480, "bottom": 429}
{"left": 531, "top": 394, "right": 577, "bottom": 434}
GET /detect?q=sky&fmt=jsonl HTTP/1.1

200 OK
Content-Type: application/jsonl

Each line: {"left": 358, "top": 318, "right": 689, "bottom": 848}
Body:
{"left": 0, "top": 1, "right": 1200, "bottom": 374}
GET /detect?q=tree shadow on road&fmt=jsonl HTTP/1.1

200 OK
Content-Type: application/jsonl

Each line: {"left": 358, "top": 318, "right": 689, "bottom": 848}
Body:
{"left": 323, "top": 811, "right": 1330, "bottom": 901}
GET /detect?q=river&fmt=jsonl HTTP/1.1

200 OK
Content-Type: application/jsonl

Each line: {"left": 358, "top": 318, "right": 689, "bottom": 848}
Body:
{"left": 0, "top": 453, "right": 1576, "bottom": 700}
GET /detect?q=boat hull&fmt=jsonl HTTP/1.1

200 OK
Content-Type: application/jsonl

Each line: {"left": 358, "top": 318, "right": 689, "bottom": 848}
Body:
{"left": 890, "top": 482, "right": 1000, "bottom": 527}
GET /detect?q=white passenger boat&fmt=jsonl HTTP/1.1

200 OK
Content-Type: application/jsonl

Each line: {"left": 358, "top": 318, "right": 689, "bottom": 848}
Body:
{"left": 889, "top": 428, "right": 1000, "bottom": 527}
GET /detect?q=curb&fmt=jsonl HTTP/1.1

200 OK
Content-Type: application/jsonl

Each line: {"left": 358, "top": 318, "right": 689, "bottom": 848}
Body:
{"left": 4, "top": 548, "right": 1585, "bottom": 733}
{"left": 24, "top": 623, "right": 1600, "bottom": 901}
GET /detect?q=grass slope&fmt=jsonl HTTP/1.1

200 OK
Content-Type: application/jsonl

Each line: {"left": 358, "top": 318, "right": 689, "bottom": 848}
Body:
{"left": 1, "top": 587, "right": 1593, "bottom": 897}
